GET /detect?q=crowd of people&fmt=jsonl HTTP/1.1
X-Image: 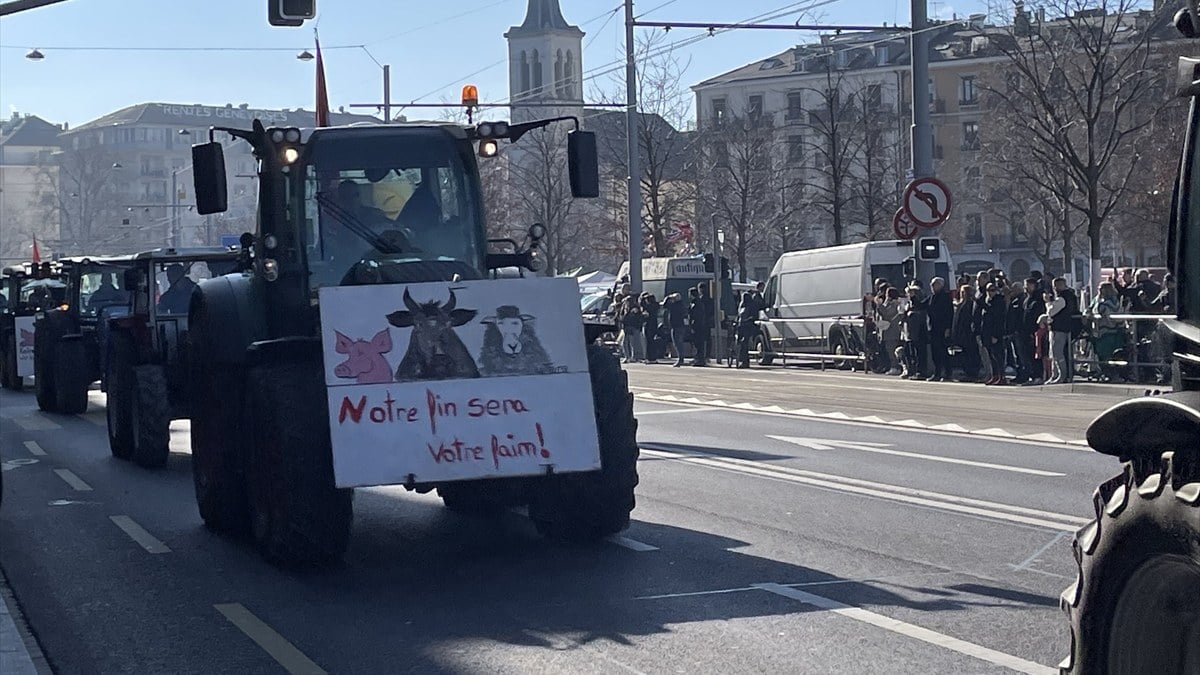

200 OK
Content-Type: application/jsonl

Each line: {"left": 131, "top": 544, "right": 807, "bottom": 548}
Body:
{"left": 596, "top": 266, "right": 1175, "bottom": 386}
{"left": 866, "top": 268, "right": 1175, "bottom": 385}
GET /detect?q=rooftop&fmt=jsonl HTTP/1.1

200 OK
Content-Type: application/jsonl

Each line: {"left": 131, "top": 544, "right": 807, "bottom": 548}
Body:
{"left": 505, "top": 0, "right": 582, "bottom": 37}
{"left": 0, "top": 113, "right": 65, "bottom": 148}
{"left": 67, "top": 102, "right": 380, "bottom": 135}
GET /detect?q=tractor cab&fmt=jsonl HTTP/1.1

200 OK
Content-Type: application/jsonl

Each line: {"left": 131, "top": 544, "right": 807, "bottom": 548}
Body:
{"left": 1, "top": 262, "right": 66, "bottom": 390}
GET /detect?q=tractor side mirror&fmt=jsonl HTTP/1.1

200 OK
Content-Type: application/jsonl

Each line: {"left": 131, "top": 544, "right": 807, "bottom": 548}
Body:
{"left": 192, "top": 142, "right": 228, "bottom": 215}
{"left": 567, "top": 130, "right": 599, "bottom": 199}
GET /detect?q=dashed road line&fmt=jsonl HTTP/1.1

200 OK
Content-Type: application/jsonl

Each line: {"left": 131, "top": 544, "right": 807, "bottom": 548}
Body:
{"left": 640, "top": 447, "right": 1089, "bottom": 531}
{"left": 215, "top": 603, "right": 327, "bottom": 675}
{"left": 21, "top": 441, "right": 46, "bottom": 456}
{"left": 1010, "top": 531, "right": 1071, "bottom": 573}
{"left": 633, "top": 408, "right": 710, "bottom": 417}
{"left": 754, "top": 583, "right": 1055, "bottom": 675}
{"left": 10, "top": 415, "right": 60, "bottom": 432}
{"left": 634, "top": 392, "right": 1090, "bottom": 448}
{"left": 766, "top": 435, "right": 1065, "bottom": 477}
{"left": 52, "top": 469, "right": 92, "bottom": 492}
{"left": 109, "top": 515, "right": 171, "bottom": 554}
{"left": 605, "top": 535, "right": 659, "bottom": 552}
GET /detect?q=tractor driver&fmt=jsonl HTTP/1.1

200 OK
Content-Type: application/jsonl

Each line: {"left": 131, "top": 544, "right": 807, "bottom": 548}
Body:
{"left": 87, "top": 272, "right": 129, "bottom": 312}
{"left": 336, "top": 180, "right": 393, "bottom": 233}
{"left": 157, "top": 263, "right": 195, "bottom": 315}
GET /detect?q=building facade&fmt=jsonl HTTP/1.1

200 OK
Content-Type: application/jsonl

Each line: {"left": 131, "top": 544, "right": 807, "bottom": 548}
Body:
{"left": 0, "top": 112, "right": 65, "bottom": 263}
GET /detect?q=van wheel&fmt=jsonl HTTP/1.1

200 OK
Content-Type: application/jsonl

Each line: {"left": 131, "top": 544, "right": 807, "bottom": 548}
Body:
{"left": 754, "top": 334, "right": 774, "bottom": 366}
{"left": 831, "top": 335, "right": 853, "bottom": 370}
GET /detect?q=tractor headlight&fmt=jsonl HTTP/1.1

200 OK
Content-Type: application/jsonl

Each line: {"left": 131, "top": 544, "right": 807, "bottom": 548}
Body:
{"left": 284, "top": 128, "right": 301, "bottom": 143}
{"left": 478, "top": 122, "right": 494, "bottom": 137}
{"left": 478, "top": 139, "right": 499, "bottom": 158}
{"left": 270, "top": 129, "right": 285, "bottom": 143}
{"left": 281, "top": 147, "right": 300, "bottom": 164}
{"left": 493, "top": 121, "right": 509, "bottom": 137}
{"left": 262, "top": 258, "right": 280, "bottom": 281}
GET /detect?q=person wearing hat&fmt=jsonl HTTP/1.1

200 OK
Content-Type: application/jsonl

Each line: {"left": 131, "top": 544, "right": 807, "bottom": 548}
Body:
{"left": 900, "top": 283, "right": 928, "bottom": 379}
{"left": 926, "top": 276, "right": 954, "bottom": 381}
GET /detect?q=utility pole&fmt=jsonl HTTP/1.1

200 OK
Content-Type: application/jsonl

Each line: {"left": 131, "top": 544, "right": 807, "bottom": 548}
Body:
{"left": 383, "top": 64, "right": 391, "bottom": 124}
{"left": 170, "top": 169, "right": 179, "bottom": 247}
{"left": 624, "top": 0, "right": 643, "bottom": 294}
{"left": 910, "top": 0, "right": 934, "bottom": 179}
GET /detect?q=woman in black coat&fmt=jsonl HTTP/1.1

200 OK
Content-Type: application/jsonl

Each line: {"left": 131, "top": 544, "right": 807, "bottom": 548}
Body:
{"left": 981, "top": 283, "right": 1009, "bottom": 385}
{"left": 951, "top": 284, "right": 979, "bottom": 381}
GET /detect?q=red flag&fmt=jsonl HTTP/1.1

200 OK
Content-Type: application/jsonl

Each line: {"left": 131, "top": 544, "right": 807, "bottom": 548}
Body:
{"left": 31, "top": 236, "right": 41, "bottom": 264}
{"left": 314, "top": 35, "right": 330, "bottom": 127}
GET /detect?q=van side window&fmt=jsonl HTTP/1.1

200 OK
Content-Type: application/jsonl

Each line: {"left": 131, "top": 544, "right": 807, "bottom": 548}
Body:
{"left": 764, "top": 276, "right": 778, "bottom": 307}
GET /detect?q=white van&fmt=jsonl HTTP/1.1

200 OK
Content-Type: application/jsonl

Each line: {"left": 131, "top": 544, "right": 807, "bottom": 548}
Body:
{"left": 757, "top": 239, "right": 954, "bottom": 362}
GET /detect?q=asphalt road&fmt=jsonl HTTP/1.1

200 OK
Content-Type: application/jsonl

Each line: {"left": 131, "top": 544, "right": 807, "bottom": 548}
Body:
{"left": 0, "top": 374, "right": 1127, "bottom": 674}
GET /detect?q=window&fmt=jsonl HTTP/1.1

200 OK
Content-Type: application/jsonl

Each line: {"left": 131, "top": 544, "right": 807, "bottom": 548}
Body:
{"left": 964, "top": 165, "right": 982, "bottom": 193}
{"left": 962, "top": 121, "right": 980, "bottom": 151}
{"left": 966, "top": 214, "right": 983, "bottom": 244}
{"left": 748, "top": 94, "right": 764, "bottom": 124}
{"left": 554, "top": 49, "right": 564, "bottom": 98}
{"left": 519, "top": 51, "right": 530, "bottom": 94}
{"left": 875, "top": 45, "right": 888, "bottom": 66}
{"left": 140, "top": 155, "right": 166, "bottom": 177}
{"left": 787, "top": 135, "right": 804, "bottom": 165}
{"left": 711, "top": 98, "right": 727, "bottom": 127}
{"left": 865, "top": 84, "right": 882, "bottom": 111}
{"left": 928, "top": 77, "right": 936, "bottom": 103}
{"left": 564, "top": 51, "right": 575, "bottom": 98}
{"left": 531, "top": 50, "right": 543, "bottom": 92}
{"left": 713, "top": 141, "right": 728, "bottom": 167}
{"left": 960, "top": 75, "right": 978, "bottom": 104}
{"left": 786, "top": 91, "right": 803, "bottom": 120}
{"left": 1011, "top": 218, "right": 1029, "bottom": 244}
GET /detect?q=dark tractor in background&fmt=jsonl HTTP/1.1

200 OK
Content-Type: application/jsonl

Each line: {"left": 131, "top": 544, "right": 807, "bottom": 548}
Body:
{"left": 33, "top": 255, "right": 136, "bottom": 414}
{"left": 1, "top": 262, "right": 65, "bottom": 391}
{"left": 102, "top": 248, "right": 242, "bottom": 468}
{"left": 1058, "top": 7, "right": 1200, "bottom": 674}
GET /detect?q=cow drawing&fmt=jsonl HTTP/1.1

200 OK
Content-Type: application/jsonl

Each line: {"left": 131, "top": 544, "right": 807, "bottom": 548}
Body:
{"left": 479, "top": 305, "right": 554, "bottom": 377}
{"left": 386, "top": 288, "right": 480, "bottom": 382}
{"left": 18, "top": 329, "right": 35, "bottom": 349}
{"left": 333, "top": 329, "right": 394, "bottom": 384}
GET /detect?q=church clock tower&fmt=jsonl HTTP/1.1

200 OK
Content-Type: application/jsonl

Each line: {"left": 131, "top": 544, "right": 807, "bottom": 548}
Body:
{"left": 505, "top": 0, "right": 584, "bottom": 123}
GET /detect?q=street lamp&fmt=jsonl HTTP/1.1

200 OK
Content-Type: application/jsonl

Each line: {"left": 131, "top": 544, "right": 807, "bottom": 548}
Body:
{"left": 25, "top": 48, "right": 44, "bottom": 61}
{"left": 297, "top": 50, "right": 314, "bottom": 61}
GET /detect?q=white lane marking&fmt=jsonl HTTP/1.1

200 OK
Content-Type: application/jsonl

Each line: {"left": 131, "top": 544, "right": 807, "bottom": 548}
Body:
{"left": 754, "top": 583, "right": 1056, "bottom": 675}
{"left": 1, "top": 459, "right": 39, "bottom": 471}
{"left": 974, "top": 428, "right": 1017, "bottom": 438}
{"left": 53, "top": 469, "right": 93, "bottom": 491}
{"left": 1017, "top": 433, "right": 1066, "bottom": 444}
{"left": 640, "top": 447, "right": 1088, "bottom": 531}
{"left": 606, "top": 535, "right": 659, "bottom": 552}
{"left": 109, "top": 515, "right": 171, "bottom": 554}
{"left": 634, "top": 408, "right": 709, "bottom": 417}
{"left": 22, "top": 441, "right": 46, "bottom": 456}
{"left": 1011, "top": 531, "right": 1070, "bottom": 572}
{"left": 215, "top": 603, "right": 327, "bottom": 675}
{"left": 930, "top": 423, "right": 969, "bottom": 432}
{"left": 11, "top": 415, "right": 60, "bottom": 431}
{"left": 636, "top": 572, "right": 956, "bottom": 601}
{"left": 766, "top": 435, "right": 1065, "bottom": 477}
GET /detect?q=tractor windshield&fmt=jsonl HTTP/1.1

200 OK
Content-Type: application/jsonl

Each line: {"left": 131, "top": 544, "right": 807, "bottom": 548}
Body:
{"left": 299, "top": 128, "right": 486, "bottom": 289}
{"left": 78, "top": 268, "right": 132, "bottom": 318}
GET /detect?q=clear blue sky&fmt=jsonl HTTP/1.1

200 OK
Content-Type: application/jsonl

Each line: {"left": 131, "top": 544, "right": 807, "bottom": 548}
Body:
{"left": 0, "top": 0, "right": 990, "bottom": 128}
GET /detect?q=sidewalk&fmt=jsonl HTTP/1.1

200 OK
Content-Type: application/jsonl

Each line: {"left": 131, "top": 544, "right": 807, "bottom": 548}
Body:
{"left": 0, "top": 567, "right": 50, "bottom": 675}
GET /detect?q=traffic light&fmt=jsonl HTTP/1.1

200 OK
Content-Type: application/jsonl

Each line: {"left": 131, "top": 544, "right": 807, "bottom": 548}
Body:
{"left": 703, "top": 253, "right": 715, "bottom": 273}
{"left": 268, "top": 0, "right": 315, "bottom": 26}
{"left": 917, "top": 237, "right": 941, "bottom": 261}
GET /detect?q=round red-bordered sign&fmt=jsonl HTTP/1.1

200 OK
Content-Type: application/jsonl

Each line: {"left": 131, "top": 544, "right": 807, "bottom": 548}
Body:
{"left": 902, "top": 177, "right": 953, "bottom": 228}
{"left": 893, "top": 208, "right": 918, "bottom": 240}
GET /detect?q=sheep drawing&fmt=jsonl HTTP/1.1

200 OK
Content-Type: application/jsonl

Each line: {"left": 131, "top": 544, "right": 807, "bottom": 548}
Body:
{"left": 479, "top": 305, "right": 554, "bottom": 377}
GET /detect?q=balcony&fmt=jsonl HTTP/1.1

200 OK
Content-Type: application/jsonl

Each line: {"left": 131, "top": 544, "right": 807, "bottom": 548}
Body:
{"left": 988, "top": 233, "right": 1032, "bottom": 250}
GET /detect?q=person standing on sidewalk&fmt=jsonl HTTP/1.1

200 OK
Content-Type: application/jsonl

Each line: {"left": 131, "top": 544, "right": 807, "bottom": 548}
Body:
{"left": 982, "top": 283, "right": 1009, "bottom": 385}
{"left": 877, "top": 287, "right": 904, "bottom": 375}
{"left": 688, "top": 287, "right": 710, "bottom": 366}
{"left": 952, "top": 284, "right": 979, "bottom": 381}
{"left": 640, "top": 292, "right": 660, "bottom": 362}
{"left": 1045, "top": 277, "right": 1077, "bottom": 384}
{"left": 926, "top": 277, "right": 954, "bottom": 381}
{"left": 1018, "top": 277, "right": 1046, "bottom": 386}
{"left": 662, "top": 292, "right": 688, "bottom": 368}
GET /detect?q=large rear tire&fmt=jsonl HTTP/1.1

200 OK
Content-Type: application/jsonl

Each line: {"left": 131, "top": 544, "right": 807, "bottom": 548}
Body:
{"left": 33, "top": 315, "right": 65, "bottom": 412}
{"left": 1, "top": 331, "right": 22, "bottom": 391}
{"left": 130, "top": 365, "right": 171, "bottom": 469}
{"left": 245, "top": 363, "right": 352, "bottom": 569}
{"left": 528, "top": 345, "right": 639, "bottom": 541}
{"left": 105, "top": 332, "right": 135, "bottom": 460}
{"left": 52, "top": 339, "right": 89, "bottom": 414}
{"left": 188, "top": 301, "right": 249, "bottom": 534}
{"left": 1059, "top": 451, "right": 1200, "bottom": 674}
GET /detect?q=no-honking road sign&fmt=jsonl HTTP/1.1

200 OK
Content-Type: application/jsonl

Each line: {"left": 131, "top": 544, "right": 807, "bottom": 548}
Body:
{"left": 893, "top": 208, "right": 918, "bottom": 240}
{"left": 902, "top": 177, "right": 953, "bottom": 228}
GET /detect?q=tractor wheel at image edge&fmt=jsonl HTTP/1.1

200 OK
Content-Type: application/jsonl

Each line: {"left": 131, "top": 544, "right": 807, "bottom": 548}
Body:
{"left": 33, "top": 315, "right": 65, "bottom": 412}
{"left": 129, "top": 365, "right": 171, "bottom": 469}
{"left": 1059, "top": 452, "right": 1200, "bottom": 675}
{"left": 528, "top": 345, "right": 639, "bottom": 541}
{"left": 1, "top": 334, "right": 22, "bottom": 391}
{"left": 105, "top": 332, "right": 135, "bottom": 460}
{"left": 245, "top": 363, "right": 352, "bottom": 568}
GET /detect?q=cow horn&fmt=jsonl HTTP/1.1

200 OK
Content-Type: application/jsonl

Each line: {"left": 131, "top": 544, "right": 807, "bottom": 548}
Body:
{"left": 444, "top": 290, "right": 457, "bottom": 313}
{"left": 403, "top": 288, "right": 420, "bottom": 313}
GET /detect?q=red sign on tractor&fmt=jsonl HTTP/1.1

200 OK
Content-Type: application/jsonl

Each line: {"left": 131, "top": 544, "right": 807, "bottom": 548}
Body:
{"left": 893, "top": 208, "right": 918, "bottom": 240}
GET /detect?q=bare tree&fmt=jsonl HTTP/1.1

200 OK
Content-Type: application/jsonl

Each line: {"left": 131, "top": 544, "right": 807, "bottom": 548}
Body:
{"left": 36, "top": 146, "right": 126, "bottom": 255}
{"left": 983, "top": 0, "right": 1177, "bottom": 285}
{"left": 853, "top": 85, "right": 903, "bottom": 241}
{"left": 506, "top": 125, "right": 585, "bottom": 275}
{"left": 700, "top": 110, "right": 774, "bottom": 282}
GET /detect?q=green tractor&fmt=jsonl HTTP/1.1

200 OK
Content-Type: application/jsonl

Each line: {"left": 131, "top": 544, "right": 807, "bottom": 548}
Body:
{"left": 101, "top": 248, "right": 242, "bottom": 468}
{"left": 186, "top": 115, "right": 638, "bottom": 568}
{"left": 0, "top": 261, "right": 66, "bottom": 391}
{"left": 1058, "top": 6, "right": 1200, "bottom": 673}
{"left": 33, "top": 255, "right": 136, "bottom": 414}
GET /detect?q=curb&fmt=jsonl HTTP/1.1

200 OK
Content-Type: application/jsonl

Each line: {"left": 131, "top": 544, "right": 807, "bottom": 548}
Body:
{"left": 0, "top": 567, "right": 51, "bottom": 675}
{"left": 1066, "top": 382, "right": 1172, "bottom": 397}
{"left": 634, "top": 392, "right": 1091, "bottom": 449}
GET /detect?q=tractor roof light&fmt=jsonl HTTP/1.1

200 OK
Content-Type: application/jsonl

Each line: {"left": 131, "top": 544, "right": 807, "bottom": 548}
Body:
{"left": 461, "top": 84, "right": 479, "bottom": 108}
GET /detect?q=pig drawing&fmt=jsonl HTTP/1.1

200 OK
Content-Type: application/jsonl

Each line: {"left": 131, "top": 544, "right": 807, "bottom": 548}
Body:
{"left": 333, "top": 329, "right": 394, "bottom": 384}
{"left": 19, "top": 329, "right": 34, "bottom": 349}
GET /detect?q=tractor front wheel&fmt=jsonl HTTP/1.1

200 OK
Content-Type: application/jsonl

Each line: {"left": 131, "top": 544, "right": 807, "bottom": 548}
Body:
{"left": 245, "top": 363, "right": 352, "bottom": 568}
{"left": 52, "top": 339, "right": 90, "bottom": 414}
{"left": 528, "top": 345, "right": 638, "bottom": 541}
{"left": 130, "top": 365, "right": 171, "bottom": 469}
{"left": 105, "top": 332, "right": 135, "bottom": 460}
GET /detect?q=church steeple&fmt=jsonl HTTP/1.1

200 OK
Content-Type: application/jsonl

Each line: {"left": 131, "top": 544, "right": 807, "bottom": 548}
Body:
{"left": 505, "top": 0, "right": 584, "bottom": 123}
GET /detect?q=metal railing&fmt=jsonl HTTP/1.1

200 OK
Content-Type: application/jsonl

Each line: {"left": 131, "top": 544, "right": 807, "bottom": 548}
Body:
{"left": 1073, "top": 312, "right": 1175, "bottom": 383}
{"left": 752, "top": 316, "right": 870, "bottom": 371}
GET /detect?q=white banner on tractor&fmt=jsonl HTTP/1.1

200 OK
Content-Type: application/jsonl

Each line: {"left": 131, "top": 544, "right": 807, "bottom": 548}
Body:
{"left": 15, "top": 315, "right": 35, "bottom": 378}
{"left": 318, "top": 278, "right": 601, "bottom": 488}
